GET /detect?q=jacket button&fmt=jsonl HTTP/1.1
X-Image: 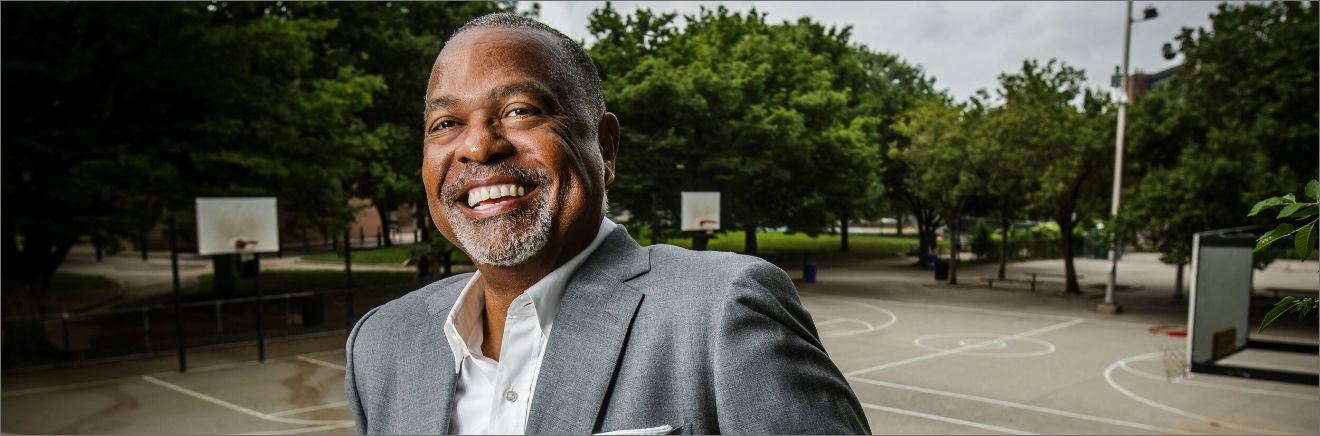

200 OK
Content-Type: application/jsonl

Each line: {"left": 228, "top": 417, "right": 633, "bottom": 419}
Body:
{"left": 504, "top": 390, "right": 518, "bottom": 402}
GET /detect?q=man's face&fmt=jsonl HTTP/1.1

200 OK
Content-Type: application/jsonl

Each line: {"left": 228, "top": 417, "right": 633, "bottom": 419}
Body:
{"left": 422, "top": 27, "right": 616, "bottom": 268}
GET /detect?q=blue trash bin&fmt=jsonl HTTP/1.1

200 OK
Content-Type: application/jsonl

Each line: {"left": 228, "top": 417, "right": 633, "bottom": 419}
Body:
{"left": 804, "top": 262, "right": 818, "bottom": 283}
{"left": 927, "top": 253, "right": 938, "bottom": 270}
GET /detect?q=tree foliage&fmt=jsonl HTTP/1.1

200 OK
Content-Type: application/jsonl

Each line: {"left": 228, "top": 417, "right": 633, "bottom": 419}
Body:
{"left": 588, "top": 5, "right": 930, "bottom": 254}
{"left": 1121, "top": 1, "right": 1318, "bottom": 291}
{"left": 0, "top": 2, "right": 510, "bottom": 324}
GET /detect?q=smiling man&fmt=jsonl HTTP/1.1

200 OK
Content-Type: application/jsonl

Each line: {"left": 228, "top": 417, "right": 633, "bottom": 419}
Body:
{"left": 344, "top": 13, "right": 870, "bottom": 435}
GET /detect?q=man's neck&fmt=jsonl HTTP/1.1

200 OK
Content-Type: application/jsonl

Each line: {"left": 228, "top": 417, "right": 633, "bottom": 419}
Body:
{"left": 474, "top": 220, "right": 600, "bottom": 361}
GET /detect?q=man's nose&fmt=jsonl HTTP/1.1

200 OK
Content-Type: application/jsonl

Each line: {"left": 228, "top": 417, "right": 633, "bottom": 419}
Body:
{"left": 455, "top": 117, "right": 513, "bottom": 164}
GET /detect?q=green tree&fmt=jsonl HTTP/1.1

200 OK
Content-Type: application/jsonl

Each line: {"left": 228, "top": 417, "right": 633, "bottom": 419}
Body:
{"left": 1, "top": 2, "right": 385, "bottom": 354}
{"left": 837, "top": 47, "right": 939, "bottom": 252}
{"left": 1121, "top": 1, "right": 1318, "bottom": 297}
{"left": 892, "top": 98, "right": 993, "bottom": 284}
{"left": 590, "top": 5, "right": 889, "bottom": 255}
{"left": 996, "top": 60, "right": 1113, "bottom": 294}
{"left": 311, "top": 2, "right": 518, "bottom": 246}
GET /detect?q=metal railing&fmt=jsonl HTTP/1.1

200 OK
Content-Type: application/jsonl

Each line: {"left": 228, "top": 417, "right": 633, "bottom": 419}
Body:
{"left": 1, "top": 281, "right": 419, "bottom": 374}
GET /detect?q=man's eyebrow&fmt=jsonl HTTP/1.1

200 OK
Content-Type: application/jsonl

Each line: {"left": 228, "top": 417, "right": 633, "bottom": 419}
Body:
{"left": 425, "top": 95, "right": 460, "bottom": 115}
{"left": 489, "top": 82, "right": 554, "bottom": 103}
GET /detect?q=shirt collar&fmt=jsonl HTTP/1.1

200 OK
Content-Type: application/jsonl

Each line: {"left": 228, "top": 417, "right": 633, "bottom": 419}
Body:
{"left": 443, "top": 217, "right": 618, "bottom": 371}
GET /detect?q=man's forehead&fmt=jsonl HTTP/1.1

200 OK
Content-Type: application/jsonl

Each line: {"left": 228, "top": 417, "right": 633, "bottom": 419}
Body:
{"left": 432, "top": 27, "right": 559, "bottom": 80}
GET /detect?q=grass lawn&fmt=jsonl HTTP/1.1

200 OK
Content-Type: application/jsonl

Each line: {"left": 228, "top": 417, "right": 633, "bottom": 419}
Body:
{"left": 44, "top": 272, "right": 121, "bottom": 311}
{"left": 301, "top": 243, "right": 471, "bottom": 265}
{"left": 299, "top": 229, "right": 927, "bottom": 266}
{"left": 197, "top": 269, "right": 417, "bottom": 295}
{"left": 638, "top": 229, "right": 924, "bottom": 261}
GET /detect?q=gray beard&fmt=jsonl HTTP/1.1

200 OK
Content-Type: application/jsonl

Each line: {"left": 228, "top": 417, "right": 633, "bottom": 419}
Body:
{"left": 441, "top": 162, "right": 555, "bottom": 267}
{"left": 445, "top": 190, "right": 553, "bottom": 267}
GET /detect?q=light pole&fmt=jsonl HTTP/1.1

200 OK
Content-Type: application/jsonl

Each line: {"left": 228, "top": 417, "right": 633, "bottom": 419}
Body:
{"left": 1101, "top": 2, "right": 1157, "bottom": 314}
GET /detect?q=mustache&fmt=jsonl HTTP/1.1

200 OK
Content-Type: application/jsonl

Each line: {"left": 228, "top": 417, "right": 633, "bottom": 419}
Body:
{"left": 441, "top": 162, "right": 552, "bottom": 202}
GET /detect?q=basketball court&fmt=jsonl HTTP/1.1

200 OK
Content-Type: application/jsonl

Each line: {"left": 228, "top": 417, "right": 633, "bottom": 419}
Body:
{"left": 4, "top": 271, "right": 1316, "bottom": 435}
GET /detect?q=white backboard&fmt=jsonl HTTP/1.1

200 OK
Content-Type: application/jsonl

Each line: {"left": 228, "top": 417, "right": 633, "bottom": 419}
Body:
{"left": 1187, "top": 234, "right": 1254, "bottom": 365}
{"left": 681, "top": 192, "right": 720, "bottom": 231}
{"left": 196, "top": 197, "right": 281, "bottom": 255}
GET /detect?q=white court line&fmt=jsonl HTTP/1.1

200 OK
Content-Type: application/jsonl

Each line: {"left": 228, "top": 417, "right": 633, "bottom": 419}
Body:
{"left": 228, "top": 422, "right": 356, "bottom": 435}
{"left": 814, "top": 318, "right": 850, "bottom": 327}
{"left": 269, "top": 401, "right": 351, "bottom": 417}
{"left": 296, "top": 355, "right": 347, "bottom": 371}
{"left": 142, "top": 375, "right": 351, "bottom": 426}
{"left": 860, "top": 402, "right": 1034, "bottom": 435}
{"left": 799, "top": 292, "right": 1155, "bottom": 328}
{"left": 2, "top": 350, "right": 349, "bottom": 398}
{"left": 800, "top": 296, "right": 898, "bottom": 337}
{"left": 843, "top": 319, "right": 1083, "bottom": 377}
{"left": 2, "top": 376, "right": 143, "bottom": 398}
{"left": 1104, "top": 353, "right": 1295, "bottom": 435}
{"left": 1119, "top": 356, "right": 1318, "bottom": 401}
{"left": 848, "top": 377, "right": 1201, "bottom": 435}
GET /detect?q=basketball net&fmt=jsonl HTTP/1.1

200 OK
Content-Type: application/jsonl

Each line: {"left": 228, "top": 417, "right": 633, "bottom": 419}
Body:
{"left": 1148, "top": 325, "right": 1188, "bottom": 382}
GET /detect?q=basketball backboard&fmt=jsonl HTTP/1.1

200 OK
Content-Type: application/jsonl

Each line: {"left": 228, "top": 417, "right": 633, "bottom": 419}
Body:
{"left": 680, "top": 192, "right": 720, "bottom": 231}
{"left": 195, "top": 197, "right": 281, "bottom": 255}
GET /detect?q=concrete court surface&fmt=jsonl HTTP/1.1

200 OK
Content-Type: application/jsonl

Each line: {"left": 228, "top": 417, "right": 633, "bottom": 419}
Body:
{"left": 3, "top": 256, "right": 1318, "bottom": 435}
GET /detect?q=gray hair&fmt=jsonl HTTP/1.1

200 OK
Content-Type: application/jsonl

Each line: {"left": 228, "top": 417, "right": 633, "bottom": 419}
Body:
{"left": 448, "top": 13, "right": 607, "bottom": 140}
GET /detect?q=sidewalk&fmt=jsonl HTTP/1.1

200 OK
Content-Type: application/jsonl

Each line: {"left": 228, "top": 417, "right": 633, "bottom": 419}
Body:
{"left": 53, "top": 244, "right": 468, "bottom": 310}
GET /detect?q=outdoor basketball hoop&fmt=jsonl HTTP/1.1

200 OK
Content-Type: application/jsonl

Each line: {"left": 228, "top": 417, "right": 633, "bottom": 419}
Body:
{"left": 231, "top": 237, "right": 260, "bottom": 261}
{"left": 681, "top": 192, "right": 721, "bottom": 235}
{"left": 1148, "top": 325, "right": 1188, "bottom": 381}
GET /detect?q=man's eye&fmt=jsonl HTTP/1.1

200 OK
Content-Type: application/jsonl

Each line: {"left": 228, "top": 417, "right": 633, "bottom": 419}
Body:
{"left": 434, "top": 120, "right": 457, "bottom": 131}
{"left": 507, "top": 107, "right": 539, "bottom": 117}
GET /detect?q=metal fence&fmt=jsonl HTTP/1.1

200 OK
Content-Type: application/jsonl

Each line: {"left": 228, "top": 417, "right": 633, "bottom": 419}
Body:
{"left": 1, "top": 281, "right": 419, "bottom": 373}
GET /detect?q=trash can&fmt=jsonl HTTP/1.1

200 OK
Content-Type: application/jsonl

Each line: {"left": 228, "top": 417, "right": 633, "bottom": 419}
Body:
{"left": 804, "top": 262, "right": 818, "bottom": 283}
{"left": 935, "top": 258, "right": 949, "bottom": 280}
{"left": 927, "top": 253, "right": 938, "bottom": 270}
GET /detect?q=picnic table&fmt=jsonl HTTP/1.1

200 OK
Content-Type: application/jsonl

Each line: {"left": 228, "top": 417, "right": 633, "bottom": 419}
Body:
{"left": 980, "top": 272, "right": 1084, "bottom": 292}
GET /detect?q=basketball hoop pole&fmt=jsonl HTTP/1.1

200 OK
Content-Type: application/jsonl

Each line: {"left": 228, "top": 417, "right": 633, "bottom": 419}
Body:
{"left": 168, "top": 213, "right": 187, "bottom": 373}
{"left": 254, "top": 252, "right": 265, "bottom": 362}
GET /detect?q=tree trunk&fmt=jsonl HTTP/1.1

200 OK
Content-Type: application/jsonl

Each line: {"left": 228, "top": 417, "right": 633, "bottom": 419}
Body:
{"left": 895, "top": 215, "right": 903, "bottom": 236}
{"left": 1173, "top": 261, "right": 1186, "bottom": 299}
{"left": 1059, "top": 218, "right": 1081, "bottom": 294}
{"left": 419, "top": 212, "right": 431, "bottom": 244}
{"left": 949, "top": 214, "right": 960, "bottom": 285}
{"left": 914, "top": 215, "right": 931, "bottom": 265}
{"left": 998, "top": 209, "right": 1011, "bottom": 279}
{"left": 913, "top": 214, "right": 942, "bottom": 267}
{"left": 374, "top": 203, "right": 395, "bottom": 247}
{"left": 743, "top": 223, "right": 758, "bottom": 255}
{"left": 840, "top": 218, "right": 850, "bottom": 252}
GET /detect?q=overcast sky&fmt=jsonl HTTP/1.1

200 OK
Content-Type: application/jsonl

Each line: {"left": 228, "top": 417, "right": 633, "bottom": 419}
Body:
{"left": 520, "top": 1, "right": 1229, "bottom": 102}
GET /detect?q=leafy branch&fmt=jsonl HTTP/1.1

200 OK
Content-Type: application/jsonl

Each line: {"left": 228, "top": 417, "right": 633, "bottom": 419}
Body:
{"left": 1249, "top": 179, "right": 1318, "bottom": 332}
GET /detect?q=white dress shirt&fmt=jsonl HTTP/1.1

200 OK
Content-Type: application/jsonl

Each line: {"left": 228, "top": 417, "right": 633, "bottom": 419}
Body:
{"left": 444, "top": 217, "right": 618, "bottom": 435}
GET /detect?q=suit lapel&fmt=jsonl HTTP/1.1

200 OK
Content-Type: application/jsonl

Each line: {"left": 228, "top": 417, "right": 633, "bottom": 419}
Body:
{"left": 408, "top": 278, "right": 466, "bottom": 434}
{"left": 526, "top": 228, "right": 650, "bottom": 435}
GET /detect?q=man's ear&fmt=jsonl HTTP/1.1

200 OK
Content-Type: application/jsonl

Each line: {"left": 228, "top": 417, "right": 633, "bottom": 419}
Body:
{"left": 597, "top": 112, "right": 620, "bottom": 185}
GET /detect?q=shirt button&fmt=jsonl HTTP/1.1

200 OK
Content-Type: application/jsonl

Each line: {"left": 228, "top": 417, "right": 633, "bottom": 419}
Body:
{"left": 504, "top": 390, "right": 518, "bottom": 402}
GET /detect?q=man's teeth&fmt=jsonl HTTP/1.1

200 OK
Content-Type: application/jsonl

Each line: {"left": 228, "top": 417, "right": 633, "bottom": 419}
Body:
{"left": 467, "top": 184, "right": 529, "bottom": 208}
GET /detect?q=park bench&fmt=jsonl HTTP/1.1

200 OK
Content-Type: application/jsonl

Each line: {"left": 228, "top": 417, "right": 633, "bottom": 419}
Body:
{"left": 980, "top": 272, "right": 1083, "bottom": 292}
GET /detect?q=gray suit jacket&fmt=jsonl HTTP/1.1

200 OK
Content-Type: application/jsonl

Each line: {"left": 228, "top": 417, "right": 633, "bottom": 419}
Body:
{"left": 344, "top": 227, "right": 870, "bottom": 435}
